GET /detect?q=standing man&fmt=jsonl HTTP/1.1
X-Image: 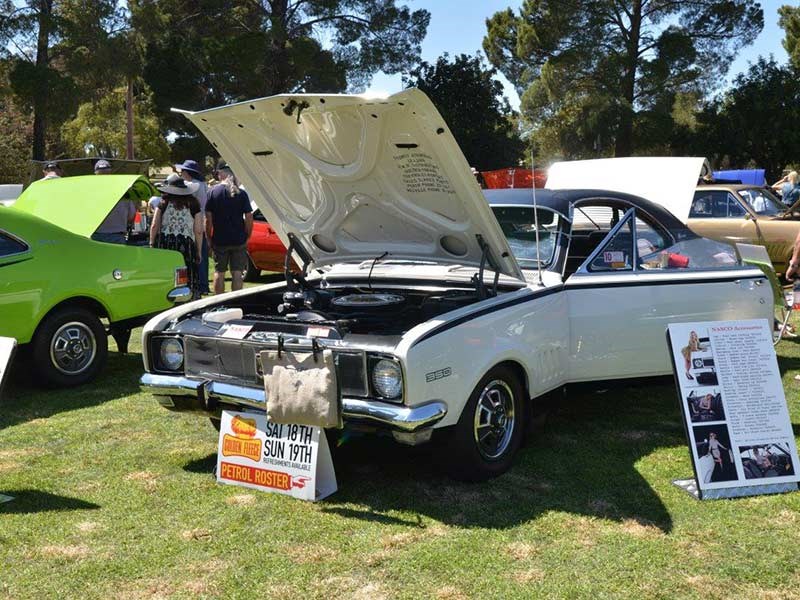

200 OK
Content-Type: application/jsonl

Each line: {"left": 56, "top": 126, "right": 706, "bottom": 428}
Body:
{"left": 176, "top": 159, "right": 210, "bottom": 295}
{"left": 91, "top": 159, "right": 136, "bottom": 244}
{"left": 205, "top": 161, "right": 253, "bottom": 294}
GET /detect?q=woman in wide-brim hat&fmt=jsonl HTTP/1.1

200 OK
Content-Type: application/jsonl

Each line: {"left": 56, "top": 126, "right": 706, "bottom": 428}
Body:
{"left": 150, "top": 173, "right": 204, "bottom": 299}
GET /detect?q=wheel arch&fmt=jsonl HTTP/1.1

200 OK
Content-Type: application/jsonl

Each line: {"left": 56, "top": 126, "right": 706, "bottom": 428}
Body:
{"left": 32, "top": 296, "right": 110, "bottom": 340}
{"left": 490, "top": 359, "right": 531, "bottom": 419}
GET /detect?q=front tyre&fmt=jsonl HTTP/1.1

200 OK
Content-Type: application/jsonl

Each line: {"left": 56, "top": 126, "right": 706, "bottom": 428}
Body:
{"left": 32, "top": 306, "right": 108, "bottom": 387}
{"left": 444, "top": 366, "right": 525, "bottom": 482}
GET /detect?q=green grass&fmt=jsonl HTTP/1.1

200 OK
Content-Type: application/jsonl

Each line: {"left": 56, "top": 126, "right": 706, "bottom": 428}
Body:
{"left": 3, "top": 327, "right": 800, "bottom": 599}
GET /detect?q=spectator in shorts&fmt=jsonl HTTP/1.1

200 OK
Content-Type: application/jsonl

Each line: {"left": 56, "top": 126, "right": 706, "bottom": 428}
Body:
{"left": 205, "top": 161, "right": 253, "bottom": 294}
{"left": 176, "top": 159, "right": 210, "bottom": 294}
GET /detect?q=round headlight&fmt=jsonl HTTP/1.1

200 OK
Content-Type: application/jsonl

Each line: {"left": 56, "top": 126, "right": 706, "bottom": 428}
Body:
{"left": 159, "top": 338, "right": 184, "bottom": 371}
{"left": 372, "top": 359, "right": 402, "bottom": 399}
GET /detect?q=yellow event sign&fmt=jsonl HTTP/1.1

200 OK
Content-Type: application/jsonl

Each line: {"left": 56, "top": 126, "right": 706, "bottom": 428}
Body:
{"left": 216, "top": 410, "right": 337, "bottom": 501}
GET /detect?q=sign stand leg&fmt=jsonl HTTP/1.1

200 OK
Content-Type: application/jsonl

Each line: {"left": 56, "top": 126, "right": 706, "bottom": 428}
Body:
{"left": 314, "top": 431, "right": 338, "bottom": 501}
{"left": 672, "top": 478, "right": 701, "bottom": 500}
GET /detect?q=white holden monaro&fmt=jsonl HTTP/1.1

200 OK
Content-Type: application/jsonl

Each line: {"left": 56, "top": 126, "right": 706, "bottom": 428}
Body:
{"left": 140, "top": 89, "right": 773, "bottom": 480}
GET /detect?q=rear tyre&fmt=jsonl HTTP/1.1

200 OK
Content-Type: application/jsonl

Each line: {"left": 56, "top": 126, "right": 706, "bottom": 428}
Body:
{"left": 243, "top": 256, "right": 260, "bottom": 282}
{"left": 443, "top": 366, "right": 525, "bottom": 482}
{"left": 32, "top": 306, "right": 108, "bottom": 387}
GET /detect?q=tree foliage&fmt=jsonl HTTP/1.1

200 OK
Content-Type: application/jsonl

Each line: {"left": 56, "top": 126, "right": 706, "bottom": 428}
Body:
{"left": 61, "top": 84, "right": 169, "bottom": 163}
{"left": 404, "top": 54, "right": 524, "bottom": 170}
{"left": 696, "top": 57, "right": 800, "bottom": 180}
{"left": 484, "top": 0, "right": 764, "bottom": 160}
{"left": 0, "top": 0, "right": 428, "bottom": 166}
{"left": 780, "top": 4, "right": 800, "bottom": 70}
{"left": 129, "top": 0, "right": 430, "bottom": 158}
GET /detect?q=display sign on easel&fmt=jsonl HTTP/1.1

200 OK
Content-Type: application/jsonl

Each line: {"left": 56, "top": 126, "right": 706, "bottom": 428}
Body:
{"left": 1, "top": 337, "right": 17, "bottom": 504}
{"left": 0, "top": 336, "right": 15, "bottom": 403}
{"left": 216, "top": 410, "right": 337, "bottom": 501}
{"left": 667, "top": 320, "right": 800, "bottom": 500}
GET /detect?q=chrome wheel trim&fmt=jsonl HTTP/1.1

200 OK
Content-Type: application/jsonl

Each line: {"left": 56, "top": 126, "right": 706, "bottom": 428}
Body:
{"left": 473, "top": 379, "right": 516, "bottom": 460}
{"left": 50, "top": 321, "right": 97, "bottom": 375}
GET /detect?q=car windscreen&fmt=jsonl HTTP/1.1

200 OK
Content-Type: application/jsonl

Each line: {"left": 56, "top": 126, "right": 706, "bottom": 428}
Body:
{"left": 738, "top": 188, "right": 784, "bottom": 215}
{"left": 491, "top": 206, "right": 559, "bottom": 269}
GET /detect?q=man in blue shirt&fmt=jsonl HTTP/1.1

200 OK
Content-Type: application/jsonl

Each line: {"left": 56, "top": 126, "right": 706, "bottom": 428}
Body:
{"left": 205, "top": 162, "right": 253, "bottom": 294}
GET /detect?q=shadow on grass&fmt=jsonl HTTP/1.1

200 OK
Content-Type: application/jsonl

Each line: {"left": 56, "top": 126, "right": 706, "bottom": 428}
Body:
{"left": 184, "top": 454, "right": 218, "bottom": 474}
{"left": 0, "top": 350, "right": 143, "bottom": 430}
{"left": 184, "top": 382, "right": 683, "bottom": 532}
{"left": 0, "top": 489, "right": 100, "bottom": 514}
{"left": 326, "top": 384, "right": 680, "bottom": 531}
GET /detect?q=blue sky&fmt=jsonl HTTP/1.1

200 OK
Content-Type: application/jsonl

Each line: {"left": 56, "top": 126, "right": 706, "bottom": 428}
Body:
{"left": 366, "top": 0, "right": 791, "bottom": 108}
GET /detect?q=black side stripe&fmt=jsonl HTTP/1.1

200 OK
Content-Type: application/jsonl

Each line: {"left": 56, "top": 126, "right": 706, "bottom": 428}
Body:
{"left": 411, "top": 286, "right": 563, "bottom": 347}
{"left": 411, "top": 273, "right": 766, "bottom": 347}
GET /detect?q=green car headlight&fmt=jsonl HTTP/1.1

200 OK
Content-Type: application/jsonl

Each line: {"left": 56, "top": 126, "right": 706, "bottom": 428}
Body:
{"left": 372, "top": 359, "right": 402, "bottom": 399}
{"left": 159, "top": 338, "right": 184, "bottom": 371}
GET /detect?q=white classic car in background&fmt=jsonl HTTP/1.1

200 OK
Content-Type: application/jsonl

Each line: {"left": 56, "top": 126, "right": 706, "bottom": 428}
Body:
{"left": 140, "top": 89, "right": 773, "bottom": 480}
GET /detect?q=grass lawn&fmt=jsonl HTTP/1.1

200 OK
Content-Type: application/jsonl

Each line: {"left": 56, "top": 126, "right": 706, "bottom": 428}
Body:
{"left": 3, "top": 316, "right": 800, "bottom": 599}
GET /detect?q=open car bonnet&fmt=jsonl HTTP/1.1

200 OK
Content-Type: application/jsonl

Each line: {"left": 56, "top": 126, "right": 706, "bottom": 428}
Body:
{"left": 12, "top": 175, "right": 155, "bottom": 238}
{"left": 177, "top": 89, "right": 523, "bottom": 280}
{"left": 546, "top": 157, "right": 710, "bottom": 222}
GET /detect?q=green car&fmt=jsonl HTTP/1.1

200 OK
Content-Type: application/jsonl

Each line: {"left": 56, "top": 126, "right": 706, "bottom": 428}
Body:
{"left": 0, "top": 175, "right": 189, "bottom": 387}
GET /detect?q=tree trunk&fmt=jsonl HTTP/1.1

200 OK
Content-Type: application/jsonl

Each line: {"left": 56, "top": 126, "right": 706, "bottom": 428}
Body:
{"left": 265, "top": 0, "right": 290, "bottom": 95}
{"left": 126, "top": 77, "right": 135, "bottom": 159}
{"left": 615, "top": 0, "right": 642, "bottom": 157}
{"left": 32, "top": 0, "right": 53, "bottom": 160}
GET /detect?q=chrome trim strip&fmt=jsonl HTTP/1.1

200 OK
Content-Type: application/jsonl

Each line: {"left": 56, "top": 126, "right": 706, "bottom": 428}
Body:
{"left": 140, "top": 373, "right": 202, "bottom": 395}
{"left": 207, "top": 381, "right": 266, "bottom": 406}
{"left": 140, "top": 373, "right": 447, "bottom": 431}
{"left": 341, "top": 398, "right": 447, "bottom": 432}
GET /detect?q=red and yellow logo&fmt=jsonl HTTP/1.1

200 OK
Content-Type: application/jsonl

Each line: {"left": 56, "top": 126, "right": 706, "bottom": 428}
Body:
{"left": 222, "top": 416, "right": 262, "bottom": 462}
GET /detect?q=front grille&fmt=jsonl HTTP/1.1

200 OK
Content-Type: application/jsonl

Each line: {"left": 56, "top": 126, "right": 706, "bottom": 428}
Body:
{"left": 184, "top": 336, "right": 258, "bottom": 384}
{"left": 184, "top": 335, "right": 370, "bottom": 398}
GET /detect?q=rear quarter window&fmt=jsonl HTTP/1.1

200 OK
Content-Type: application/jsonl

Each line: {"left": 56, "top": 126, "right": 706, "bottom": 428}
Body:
{"left": 0, "top": 231, "right": 28, "bottom": 257}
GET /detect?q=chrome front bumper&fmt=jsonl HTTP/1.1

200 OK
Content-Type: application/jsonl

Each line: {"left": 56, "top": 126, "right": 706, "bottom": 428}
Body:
{"left": 140, "top": 373, "right": 447, "bottom": 433}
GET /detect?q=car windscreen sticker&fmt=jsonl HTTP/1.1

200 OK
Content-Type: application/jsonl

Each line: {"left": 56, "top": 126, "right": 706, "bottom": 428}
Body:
{"left": 603, "top": 251, "right": 625, "bottom": 263}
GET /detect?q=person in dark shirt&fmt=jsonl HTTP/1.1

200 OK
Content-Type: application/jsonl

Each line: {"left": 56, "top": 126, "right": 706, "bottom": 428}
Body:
{"left": 205, "top": 161, "right": 253, "bottom": 294}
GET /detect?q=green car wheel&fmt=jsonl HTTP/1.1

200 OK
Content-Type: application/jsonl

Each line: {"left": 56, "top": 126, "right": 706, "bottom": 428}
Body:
{"left": 32, "top": 306, "right": 108, "bottom": 387}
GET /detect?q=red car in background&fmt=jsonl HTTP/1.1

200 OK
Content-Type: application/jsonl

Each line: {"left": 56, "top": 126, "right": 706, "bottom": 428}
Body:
{"left": 244, "top": 208, "right": 290, "bottom": 280}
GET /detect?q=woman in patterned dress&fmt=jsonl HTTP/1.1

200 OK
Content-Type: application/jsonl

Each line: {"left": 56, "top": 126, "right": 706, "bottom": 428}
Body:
{"left": 149, "top": 173, "right": 204, "bottom": 298}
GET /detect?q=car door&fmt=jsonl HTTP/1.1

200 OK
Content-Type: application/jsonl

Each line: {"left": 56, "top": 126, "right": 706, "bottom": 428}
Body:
{"left": 563, "top": 207, "right": 772, "bottom": 382}
{"left": 688, "top": 190, "right": 763, "bottom": 247}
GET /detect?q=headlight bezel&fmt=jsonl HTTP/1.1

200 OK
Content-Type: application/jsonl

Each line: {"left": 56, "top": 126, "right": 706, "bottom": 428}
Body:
{"left": 369, "top": 356, "right": 404, "bottom": 401}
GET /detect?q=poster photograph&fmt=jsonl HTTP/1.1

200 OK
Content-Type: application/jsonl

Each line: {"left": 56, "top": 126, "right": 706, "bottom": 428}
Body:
{"left": 685, "top": 388, "right": 725, "bottom": 423}
{"left": 667, "top": 320, "right": 800, "bottom": 499}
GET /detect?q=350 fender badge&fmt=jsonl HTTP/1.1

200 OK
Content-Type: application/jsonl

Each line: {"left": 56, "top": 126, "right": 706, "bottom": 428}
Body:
{"left": 426, "top": 367, "right": 452, "bottom": 383}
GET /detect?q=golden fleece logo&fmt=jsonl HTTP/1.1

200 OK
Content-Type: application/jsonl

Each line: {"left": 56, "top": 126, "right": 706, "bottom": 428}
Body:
{"left": 222, "top": 416, "right": 262, "bottom": 462}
